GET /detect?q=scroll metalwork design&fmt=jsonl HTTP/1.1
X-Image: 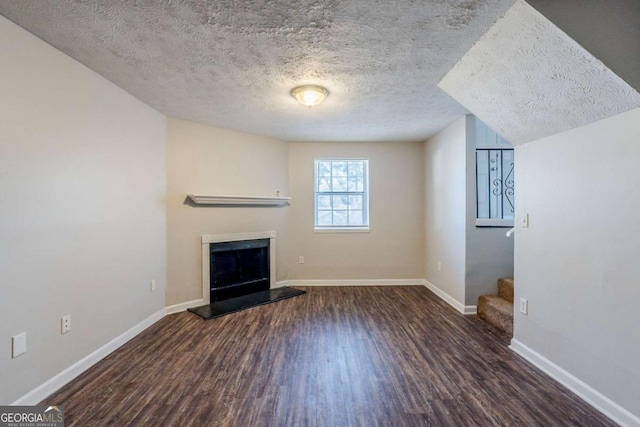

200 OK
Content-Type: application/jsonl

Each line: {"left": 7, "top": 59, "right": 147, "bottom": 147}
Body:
{"left": 476, "top": 149, "right": 515, "bottom": 220}
{"left": 504, "top": 162, "right": 515, "bottom": 213}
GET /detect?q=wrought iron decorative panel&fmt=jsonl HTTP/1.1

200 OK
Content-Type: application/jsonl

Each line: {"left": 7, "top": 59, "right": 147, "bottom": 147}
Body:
{"left": 476, "top": 149, "right": 514, "bottom": 221}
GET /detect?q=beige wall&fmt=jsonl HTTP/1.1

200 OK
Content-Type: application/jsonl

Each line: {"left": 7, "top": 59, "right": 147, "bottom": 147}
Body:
{"left": 514, "top": 108, "right": 640, "bottom": 421}
{"left": 286, "top": 142, "right": 424, "bottom": 280}
{"left": 166, "top": 119, "right": 290, "bottom": 305}
{"left": 423, "top": 117, "right": 467, "bottom": 303}
{"left": 0, "top": 17, "right": 166, "bottom": 404}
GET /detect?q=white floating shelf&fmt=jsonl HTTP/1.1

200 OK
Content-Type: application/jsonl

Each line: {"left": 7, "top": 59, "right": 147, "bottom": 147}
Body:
{"left": 187, "top": 194, "right": 291, "bottom": 206}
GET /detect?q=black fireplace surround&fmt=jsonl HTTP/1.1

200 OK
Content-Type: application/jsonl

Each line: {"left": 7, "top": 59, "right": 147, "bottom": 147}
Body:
{"left": 209, "top": 238, "right": 270, "bottom": 303}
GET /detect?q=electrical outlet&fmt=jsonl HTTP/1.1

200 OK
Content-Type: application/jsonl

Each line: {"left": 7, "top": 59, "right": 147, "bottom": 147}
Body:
{"left": 61, "top": 315, "right": 71, "bottom": 334}
{"left": 519, "top": 298, "right": 528, "bottom": 315}
{"left": 298, "top": 256, "right": 304, "bottom": 264}
{"left": 12, "top": 332, "right": 26, "bottom": 358}
{"left": 150, "top": 279, "right": 156, "bottom": 292}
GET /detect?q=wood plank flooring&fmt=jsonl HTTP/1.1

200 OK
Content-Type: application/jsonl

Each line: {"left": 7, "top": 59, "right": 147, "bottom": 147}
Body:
{"left": 42, "top": 286, "right": 616, "bottom": 426}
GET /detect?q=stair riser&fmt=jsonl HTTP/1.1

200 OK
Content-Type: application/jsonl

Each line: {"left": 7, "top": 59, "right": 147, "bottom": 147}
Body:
{"left": 477, "top": 278, "right": 514, "bottom": 335}
{"left": 478, "top": 307, "right": 513, "bottom": 335}
{"left": 498, "top": 278, "right": 514, "bottom": 304}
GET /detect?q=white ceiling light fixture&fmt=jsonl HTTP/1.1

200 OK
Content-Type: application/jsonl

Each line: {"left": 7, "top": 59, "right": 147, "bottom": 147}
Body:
{"left": 291, "top": 85, "right": 329, "bottom": 107}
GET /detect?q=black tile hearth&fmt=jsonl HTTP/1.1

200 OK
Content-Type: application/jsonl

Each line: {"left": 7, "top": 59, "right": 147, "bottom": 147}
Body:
{"left": 187, "top": 286, "right": 306, "bottom": 320}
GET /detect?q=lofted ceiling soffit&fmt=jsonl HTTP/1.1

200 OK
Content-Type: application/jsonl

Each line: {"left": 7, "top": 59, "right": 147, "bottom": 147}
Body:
{"left": 439, "top": 0, "right": 640, "bottom": 145}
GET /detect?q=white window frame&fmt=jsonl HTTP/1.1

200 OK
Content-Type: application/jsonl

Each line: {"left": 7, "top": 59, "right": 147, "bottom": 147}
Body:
{"left": 314, "top": 158, "right": 370, "bottom": 232}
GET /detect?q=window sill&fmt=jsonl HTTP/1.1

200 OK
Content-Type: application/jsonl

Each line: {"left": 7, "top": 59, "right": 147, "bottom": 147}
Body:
{"left": 475, "top": 218, "right": 514, "bottom": 227}
{"left": 314, "top": 227, "right": 370, "bottom": 234}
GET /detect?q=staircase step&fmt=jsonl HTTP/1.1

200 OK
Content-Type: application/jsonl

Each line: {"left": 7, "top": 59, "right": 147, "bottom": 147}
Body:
{"left": 497, "top": 277, "right": 514, "bottom": 304}
{"left": 477, "top": 295, "right": 513, "bottom": 335}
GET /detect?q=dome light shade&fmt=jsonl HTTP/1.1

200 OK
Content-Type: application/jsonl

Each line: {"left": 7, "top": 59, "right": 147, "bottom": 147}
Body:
{"left": 291, "top": 85, "right": 329, "bottom": 107}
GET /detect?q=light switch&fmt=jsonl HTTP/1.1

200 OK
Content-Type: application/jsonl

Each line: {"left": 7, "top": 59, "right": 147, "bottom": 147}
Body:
{"left": 521, "top": 213, "right": 529, "bottom": 228}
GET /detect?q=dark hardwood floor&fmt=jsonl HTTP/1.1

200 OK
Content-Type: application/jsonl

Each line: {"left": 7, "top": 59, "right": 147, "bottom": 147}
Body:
{"left": 43, "top": 286, "right": 616, "bottom": 426}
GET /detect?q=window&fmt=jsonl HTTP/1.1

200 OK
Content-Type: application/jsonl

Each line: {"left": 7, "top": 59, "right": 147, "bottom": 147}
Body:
{"left": 314, "top": 159, "right": 369, "bottom": 230}
{"left": 476, "top": 149, "right": 514, "bottom": 227}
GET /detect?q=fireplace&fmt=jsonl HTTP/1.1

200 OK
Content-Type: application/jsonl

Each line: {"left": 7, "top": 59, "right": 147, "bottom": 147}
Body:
{"left": 201, "top": 231, "right": 276, "bottom": 304}
{"left": 190, "top": 230, "right": 305, "bottom": 320}
{"left": 209, "top": 238, "right": 269, "bottom": 302}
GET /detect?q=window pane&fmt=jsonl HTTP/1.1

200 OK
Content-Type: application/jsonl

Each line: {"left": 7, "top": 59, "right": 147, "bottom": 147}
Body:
{"left": 317, "top": 195, "right": 332, "bottom": 209}
{"left": 332, "top": 162, "right": 348, "bottom": 176}
{"left": 318, "top": 178, "right": 330, "bottom": 192}
{"left": 317, "top": 211, "right": 332, "bottom": 225}
{"left": 348, "top": 161, "right": 363, "bottom": 177}
{"left": 348, "top": 210, "right": 363, "bottom": 225}
{"left": 332, "top": 177, "right": 347, "bottom": 192}
{"left": 347, "top": 177, "right": 358, "bottom": 192}
{"left": 318, "top": 161, "right": 332, "bottom": 177}
{"left": 333, "top": 210, "right": 348, "bottom": 225}
{"left": 333, "top": 195, "right": 348, "bottom": 209}
{"left": 356, "top": 177, "right": 364, "bottom": 192}
{"left": 348, "top": 195, "right": 362, "bottom": 210}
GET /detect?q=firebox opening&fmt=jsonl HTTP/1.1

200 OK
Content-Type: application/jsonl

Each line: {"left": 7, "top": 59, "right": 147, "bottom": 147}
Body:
{"left": 210, "top": 238, "right": 270, "bottom": 303}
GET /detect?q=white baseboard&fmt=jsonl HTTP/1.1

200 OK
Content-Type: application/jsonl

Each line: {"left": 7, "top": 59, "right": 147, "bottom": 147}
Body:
{"left": 11, "top": 308, "right": 166, "bottom": 406}
{"left": 423, "top": 279, "right": 477, "bottom": 315}
{"left": 510, "top": 339, "right": 640, "bottom": 427}
{"left": 165, "top": 299, "right": 206, "bottom": 315}
{"left": 275, "top": 278, "right": 427, "bottom": 287}
{"left": 462, "top": 305, "right": 477, "bottom": 315}
{"left": 277, "top": 278, "right": 477, "bottom": 315}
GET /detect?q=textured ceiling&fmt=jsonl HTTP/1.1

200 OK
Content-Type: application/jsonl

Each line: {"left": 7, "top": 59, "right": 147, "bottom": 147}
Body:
{"left": 439, "top": 0, "right": 640, "bottom": 145}
{"left": 0, "top": 0, "right": 516, "bottom": 142}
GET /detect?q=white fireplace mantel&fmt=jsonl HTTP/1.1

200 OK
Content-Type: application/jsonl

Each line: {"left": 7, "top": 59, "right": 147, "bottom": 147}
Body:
{"left": 188, "top": 194, "right": 290, "bottom": 206}
{"left": 201, "top": 231, "right": 276, "bottom": 304}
